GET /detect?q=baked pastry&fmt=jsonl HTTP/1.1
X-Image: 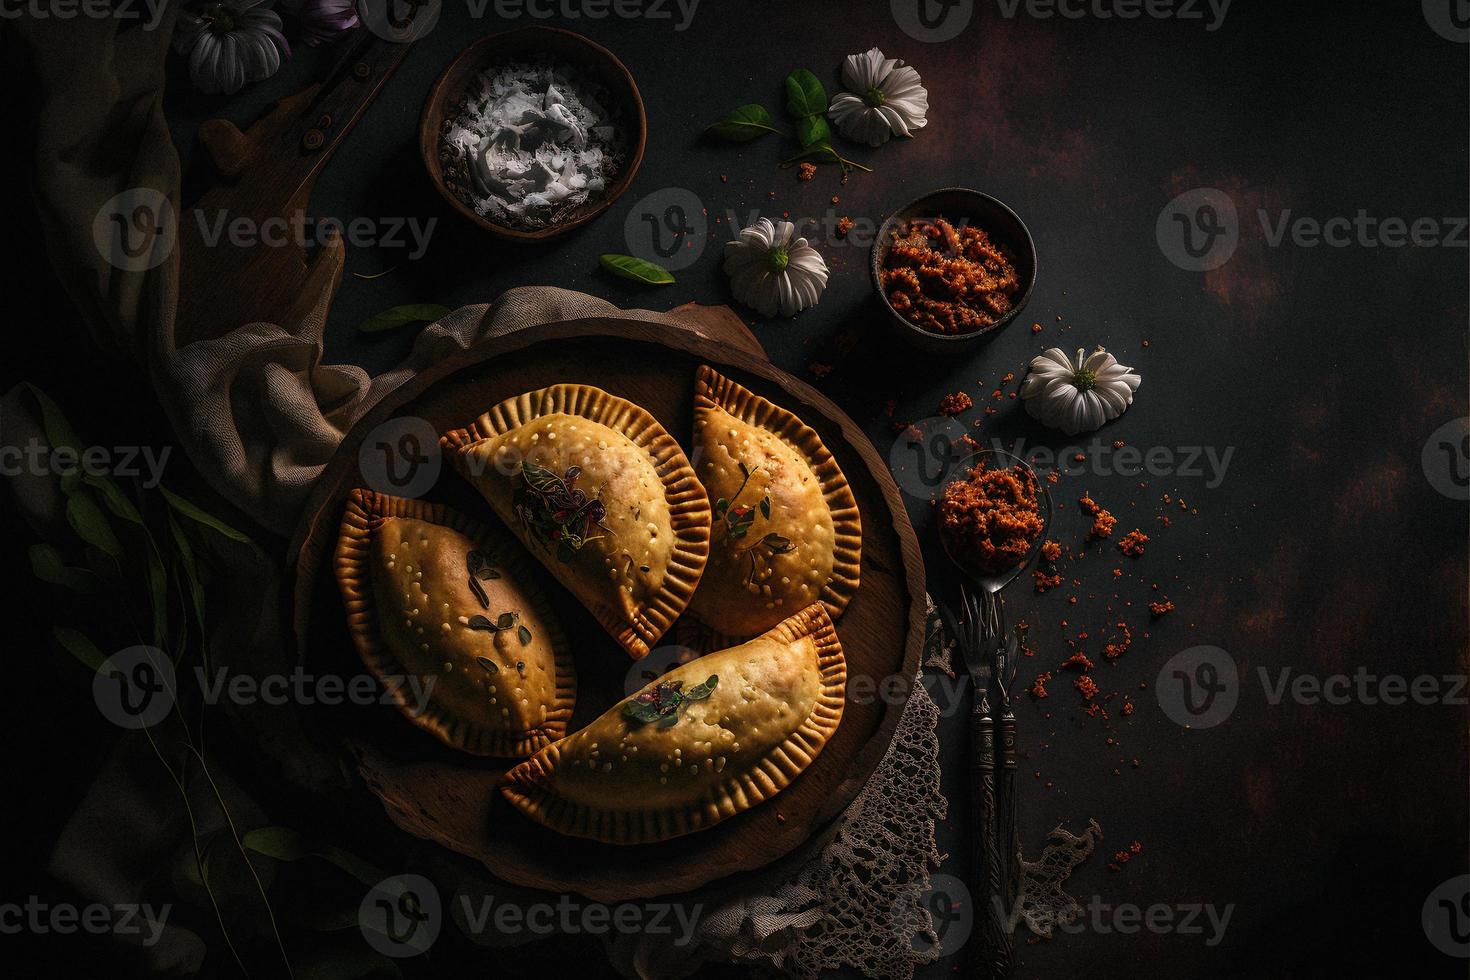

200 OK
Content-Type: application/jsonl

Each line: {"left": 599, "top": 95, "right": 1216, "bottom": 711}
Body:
{"left": 442, "top": 384, "right": 710, "bottom": 659}
{"left": 500, "top": 602, "right": 846, "bottom": 844}
{"left": 686, "top": 365, "right": 861, "bottom": 638}
{"left": 334, "top": 489, "right": 575, "bottom": 757}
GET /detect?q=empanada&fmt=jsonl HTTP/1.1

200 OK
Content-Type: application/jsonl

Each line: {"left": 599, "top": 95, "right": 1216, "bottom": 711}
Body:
{"left": 687, "top": 365, "right": 861, "bottom": 638}
{"left": 442, "top": 384, "right": 710, "bottom": 659}
{"left": 500, "top": 602, "right": 846, "bottom": 844}
{"left": 335, "top": 489, "right": 575, "bottom": 757}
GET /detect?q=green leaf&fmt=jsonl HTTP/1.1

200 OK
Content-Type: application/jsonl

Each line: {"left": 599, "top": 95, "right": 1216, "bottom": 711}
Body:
{"left": 517, "top": 625, "right": 532, "bottom": 646}
{"left": 355, "top": 304, "right": 452, "bottom": 334}
{"left": 159, "top": 485, "right": 251, "bottom": 543}
{"left": 759, "top": 497, "right": 771, "bottom": 519}
{"left": 599, "top": 254, "right": 675, "bottom": 286}
{"left": 703, "top": 103, "right": 783, "bottom": 141}
{"left": 683, "top": 675, "right": 719, "bottom": 701}
{"left": 52, "top": 626, "right": 106, "bottom": 672}
{"left": 82, "top": 473, "right": 144, "bottom": 524}
{"left": 779, "top": 142, "right": 873, "bottom": 173}
{"left": 784, "top": 69, "right": 827, "bottom": 118}
{"left": 15, "top": 382, "right": 83, "bottom": 454}
{"left": 145, "top": 544, "right": 168, "bottom": 648}
{"left": 495, "top": 612, "right": 516, "bottom": 630}
{"left": 168, "top": 513, "right": 207, "bottom": 628}
{"left": 29, "top": 544, "right": 96, "bottom": 592}
{"left": 242, "top": 827, "right": 386, "bottom": 887}
{"left": 66, "top": 492, "right": 123, "bottom": 560}
{"left": 795, "top": 114, "right": 831, "bottom": 149}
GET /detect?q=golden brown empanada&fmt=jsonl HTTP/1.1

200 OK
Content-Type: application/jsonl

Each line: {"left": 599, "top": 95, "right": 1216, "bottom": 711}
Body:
{"left": 335, "top": 489, "right": 575, "bottom": 757}
{"left": 686, "top": 365, "right": 861, "bottom": 639}
{"left": 441, "top": 384, "right": 710, "bottom": 660}
{"left": 500, "top": 602, "right": 846, "bottom": 844}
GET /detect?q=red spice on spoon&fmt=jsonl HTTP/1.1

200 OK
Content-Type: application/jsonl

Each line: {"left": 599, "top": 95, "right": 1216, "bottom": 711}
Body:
{"left": 937, "top": 461, "right": 1044, "bottom": 578}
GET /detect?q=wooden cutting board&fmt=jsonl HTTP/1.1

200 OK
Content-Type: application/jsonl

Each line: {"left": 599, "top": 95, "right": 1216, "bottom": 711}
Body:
{"left": 288, "top": 312, "right": 925, "bottom": 901}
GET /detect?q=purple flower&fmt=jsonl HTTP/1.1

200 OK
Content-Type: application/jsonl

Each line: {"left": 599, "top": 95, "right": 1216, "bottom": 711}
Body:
{"left": 280, "top": 0, "right": 360, "bottom": 46}
{"left": 173, "top": 0, "right": 291, "bottom": 96}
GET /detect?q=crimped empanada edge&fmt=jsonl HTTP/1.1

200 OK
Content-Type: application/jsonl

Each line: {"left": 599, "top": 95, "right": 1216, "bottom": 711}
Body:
{"left": 334, "top": 488, "right": 576, "bottom": 757}
{"left": 440, "top": 383, "right": 712, "bottom": 658}
{"left": 692, "top": 365, "right": 862, "bottom": 620}
{"left": 498, "top": 602, "right": 846, "bottom": 844}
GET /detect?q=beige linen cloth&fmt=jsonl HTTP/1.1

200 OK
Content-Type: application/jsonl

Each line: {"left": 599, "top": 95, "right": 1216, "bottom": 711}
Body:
{"left": 10, "top": 12, "right": 1090, "bottom": 977}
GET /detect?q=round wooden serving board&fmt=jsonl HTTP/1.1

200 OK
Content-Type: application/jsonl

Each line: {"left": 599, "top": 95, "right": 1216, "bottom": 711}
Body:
{"left": 290, "top": 316, "right": 925, "bottom": 901}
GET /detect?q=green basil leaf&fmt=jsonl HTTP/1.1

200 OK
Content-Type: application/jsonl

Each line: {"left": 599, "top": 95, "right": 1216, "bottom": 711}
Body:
{"left": 517, "top": 624, "right": 532, "bottom": 646}
{"left": 159, "top": 486, "right": 251, "bottom": 543}
{"left": 795, "top": 114, "right": 831, "bottom": 149}
{"left": 703, "top": 103, "right": 782, "bottom": 141}
{"left": 784, "top": 69, "right": 827, "bottom": 118}
{"left": 83, "top": 473, "right": 143, "bottom": 524}
{"left": 52, "top": 626, "right": 106, "bottom": 672}
{"left": 599, "top": 254, "right": 675, "bottom": 286}
{"left": 356, "top": 304, "right": 452, "bottom": 334}
{"left": 495, "top": 612, "right": 516, "bottom": 631}
{"left": 66, "top": 492, "right": 123, "bottom": 560}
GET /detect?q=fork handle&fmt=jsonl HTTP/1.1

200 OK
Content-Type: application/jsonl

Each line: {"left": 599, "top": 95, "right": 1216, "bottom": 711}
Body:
{"left": 969, "top": 704, "right": 1012, "bottom": 978}
{"left": 997, "top": 708, "right": 1020, "bottom": 911}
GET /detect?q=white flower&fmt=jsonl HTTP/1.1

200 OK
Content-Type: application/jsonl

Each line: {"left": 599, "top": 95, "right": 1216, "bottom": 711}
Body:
{"left": 1020, "top": 347, "right": 1142, "bottom": 436}
{"left": 827, "top": 47, "right": 929, "bottom": 148}
{"left": 173, "top": 0, "right": 290, "bottom": 96}
{"left": 723, "top": 218, "right": 829, "bottom": 318}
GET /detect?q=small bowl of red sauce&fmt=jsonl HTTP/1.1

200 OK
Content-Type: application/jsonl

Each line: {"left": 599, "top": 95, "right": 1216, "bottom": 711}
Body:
{"left": 870, "top": 188, "right": 1037, "bottom": 354}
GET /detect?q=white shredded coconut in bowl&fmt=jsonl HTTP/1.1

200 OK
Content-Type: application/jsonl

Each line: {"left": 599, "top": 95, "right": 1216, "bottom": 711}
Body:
{"left": 439, "top": 60, "right": 626, "bottom": 232}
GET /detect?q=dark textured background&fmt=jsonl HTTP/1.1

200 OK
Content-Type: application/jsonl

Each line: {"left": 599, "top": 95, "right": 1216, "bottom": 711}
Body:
{"left": 5, "top": 1, "right": 1468, "bottom": 977}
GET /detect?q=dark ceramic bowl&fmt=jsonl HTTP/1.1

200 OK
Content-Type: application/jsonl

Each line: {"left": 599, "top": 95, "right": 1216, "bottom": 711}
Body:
{"left": 869, "top": 188, "right": 1038, "bottom": 354}
{"left": 419, "top": 27, "right": 647, "bottom": 242}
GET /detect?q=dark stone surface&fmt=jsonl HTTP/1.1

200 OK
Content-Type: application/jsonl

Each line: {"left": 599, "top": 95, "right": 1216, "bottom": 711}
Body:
{"left": 5, "top": 1, "right": 1467, "bottom": 977}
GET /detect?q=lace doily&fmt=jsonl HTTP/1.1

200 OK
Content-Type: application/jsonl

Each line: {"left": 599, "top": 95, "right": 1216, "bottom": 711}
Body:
{"left": 607, "top": 595, "right": 1098, "bottom": 979}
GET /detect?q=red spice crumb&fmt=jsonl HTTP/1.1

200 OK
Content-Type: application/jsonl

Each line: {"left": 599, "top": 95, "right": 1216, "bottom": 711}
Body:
{"left": 1111, "top": 567, "right": 1123, "bottom": 577}
{"left": 720, "top": 174, "right": 728, "bottom": 183}
{"left": 1061, "top": 652, "right": 1094, "bottom": 671}
{"left": 1149, "top": 600, "right": 1174, "bottom": 617}
{"left": 1078, "top": 493, "right": 1099, "bottom": 515}
{"left": 991, "top": 389, "right": 1003, "bottom": 400}
{"left": 1121, "top": 700, "right": 1135, "bottom": 716}
{"left": 1034, "top": 569, "right": 1062, "bottom": 593}
{"left": 1132, "top": 758, "right": 1141, "bottom": 768}
{"left": 1029, "top": 671, "right": 1053, "bottom": 698}
{"left": 1103, "top": 622, "right": 1133, "bottom": 660}
{"left": 938, "top": 391, "right": 974, "bottom": 416}
{"left": 808, "top": 362, "right": 834, "bottom": 379}
{"left": 1040, "top": 540, "right": 1062, "bottom": 562}
{"left": 1002, "top": 371, "right": 1015, "bottom": 384}
{"left": 1130, "top": 840, "right": 1142, "bottom": 854}
{"left": 830, "top": 195, "right": 840, "bottom": 204}
{"left": 1090, "top": 510, "right": 1118, "bottom": 540}
{"left": 1031, "top": 322, "right": 1043, "bottom": 334}
{"left": 1072, "top": 452, "right": 1086, "bottom": 463}
{"left": 898, "top": 423, "right": 922, "bottom": 440}
{"left": 776, "top": 812, "right": 786, "bottom": 824}
{"left": 796, "top": 162, "right": 817, "bottom": 181}
{"left": 1142, "top": 339, "right": 1150, "bottom": 347}
{"left": 883, "top": 399, "right": 896, "bottom": 417}
{"left": 958, "top": 434, "right": 982, "bottom": 454}
{"left": 1112, "top": 440, "right": 1124, "bottom": 449}
{"left": 1046, "top": 471, "right": 1059, "bottom": 485}
{"left": 836, "top": 216, "right": 854, "bottom": 237}
{"left": 1075, "top": 675, "right": 1099, "bottom": 700}
{"left": 1118, "top": 529, "right": 1150, "bottom": 557}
